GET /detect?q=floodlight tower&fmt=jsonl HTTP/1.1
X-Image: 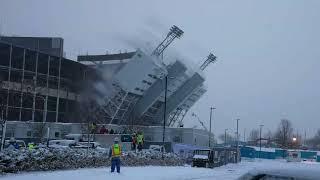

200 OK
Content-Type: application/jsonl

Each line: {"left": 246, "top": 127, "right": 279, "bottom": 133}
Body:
{"left": 199, "top": 53, "right": 217, "bottom": 71}
{"left": 152, "top": 25, "right": 184, "bottom": 58}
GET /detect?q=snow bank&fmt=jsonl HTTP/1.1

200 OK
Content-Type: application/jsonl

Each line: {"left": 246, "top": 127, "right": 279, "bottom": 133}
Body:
{"left": 247, "top": 146, "right": 276, "bottom": 152}
{"left": 5, "top": 159, "right": 319, "bottom": 180}
{"left": 0, "top": 148, "right": 185, "bottom": 174}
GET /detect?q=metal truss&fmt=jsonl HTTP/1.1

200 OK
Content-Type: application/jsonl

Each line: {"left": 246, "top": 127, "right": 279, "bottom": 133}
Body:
{"left": 152, "top": 25, "right": 184, "bottom": 58}
{"left": 168, "top": 107, "right": 188, "bottom": 127}
{"left": 199, "top": 53, "right": 217, "bottom": 71}
{"left": 100, "top": 82, "right": 140, "bottom": 125}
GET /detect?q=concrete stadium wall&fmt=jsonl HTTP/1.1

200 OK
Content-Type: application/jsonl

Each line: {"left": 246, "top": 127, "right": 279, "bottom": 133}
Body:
{"left": 2, "top": 122, "right": 214, "bottom": 148}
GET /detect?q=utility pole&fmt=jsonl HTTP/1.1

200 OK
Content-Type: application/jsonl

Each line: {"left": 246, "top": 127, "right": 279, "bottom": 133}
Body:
{"left": 259, "top": 124, "right": 264, "bottom": 159}
{"left": 236, "top": 119, "right": 240, "bottom": 163}
{"left": 162, "top": 76, "right": 168, "bottom": 159}
{"left": 224, "top": 129, "right": 228, "bottom": 146}
{"left": 244, "top": 128, "right": 246, "bottom": 142}
{"left": 304, "top": 130, "right": 307, "bottom": 146}
{"left": 209, "top": 107, "right": 215, "bottom": 147}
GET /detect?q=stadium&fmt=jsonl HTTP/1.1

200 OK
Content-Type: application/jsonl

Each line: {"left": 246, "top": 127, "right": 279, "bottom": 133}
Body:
{"left": 0, "top": 26, "right": 217, "bottom": 147}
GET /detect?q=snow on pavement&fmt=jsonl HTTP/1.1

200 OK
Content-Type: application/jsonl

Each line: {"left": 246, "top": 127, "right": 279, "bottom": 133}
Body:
{"left": 2, "top": 159, "right": 320, "bottom": 180}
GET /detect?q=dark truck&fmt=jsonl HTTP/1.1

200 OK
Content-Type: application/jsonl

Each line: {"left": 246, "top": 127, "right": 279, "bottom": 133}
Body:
{"left": 192, "top": 147, "right": 240, "bottom": 168}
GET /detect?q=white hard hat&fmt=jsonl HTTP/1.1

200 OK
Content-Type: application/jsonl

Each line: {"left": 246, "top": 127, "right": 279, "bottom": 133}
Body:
{"left": 114, "top": 137, "right": 119, "bottom": 142}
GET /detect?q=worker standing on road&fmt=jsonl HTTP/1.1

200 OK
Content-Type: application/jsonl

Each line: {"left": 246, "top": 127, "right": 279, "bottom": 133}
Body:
{"left": 109, "top": 137, "right": 122, "bottom": 173}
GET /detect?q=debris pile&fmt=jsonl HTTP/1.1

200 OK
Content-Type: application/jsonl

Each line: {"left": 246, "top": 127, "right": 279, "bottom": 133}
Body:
{"left": 0, "top": 148, "right": 185, "bottom": 174}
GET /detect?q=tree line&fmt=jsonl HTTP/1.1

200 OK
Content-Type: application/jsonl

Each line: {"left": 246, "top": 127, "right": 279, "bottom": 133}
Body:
{"left": 219, "top": 119, "right": 320, "bottom": 150}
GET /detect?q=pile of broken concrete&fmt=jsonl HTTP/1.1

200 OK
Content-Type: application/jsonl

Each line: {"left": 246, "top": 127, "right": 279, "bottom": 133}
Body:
{"left": 0, "top": 147, "right": 185, "bottom": 174}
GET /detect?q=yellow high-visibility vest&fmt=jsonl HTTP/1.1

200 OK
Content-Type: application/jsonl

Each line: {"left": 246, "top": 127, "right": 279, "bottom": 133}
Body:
{"left": 137, "top": 134, "right": 143, "bottom": 143}
{"left": 28, "top": 144, "right": 35, "bottom": 150}
{"left": 112, "top": 144, "right": 121, "bottom": 157}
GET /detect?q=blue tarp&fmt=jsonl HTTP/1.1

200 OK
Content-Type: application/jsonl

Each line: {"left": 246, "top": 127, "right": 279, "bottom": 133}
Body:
{"left": 300, "top": 151, "right": 317, "bottom": 160}
{"left": 241, "top": 146, "right": 275, "bottom": 159}
{"left": 240, "top": 146, "right": 255, "bottom": 158}
{"left": 275, "top": 149, "right": 287, "bottom": 158}
{"left": 256, "top": 150, "right": 276, "bottom": 159}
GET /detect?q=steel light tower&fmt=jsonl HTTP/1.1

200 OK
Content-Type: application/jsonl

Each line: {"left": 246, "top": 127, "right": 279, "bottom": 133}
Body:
{"left": 200, "top": 53, "right": 217, "bottom": 71}
{"left": 152, "top": 25, "right": 184, "bottom": 58}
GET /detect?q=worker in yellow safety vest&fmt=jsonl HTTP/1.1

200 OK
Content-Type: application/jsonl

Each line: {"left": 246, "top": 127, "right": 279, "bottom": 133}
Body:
{"left": 109, "top": 137, "right": 122, "bottom": 173}
{"left": 137, "top": 132, "right": 144, "bottom": 151}
{"left": 28, "top": 143, "right": 35, "bottom": 150}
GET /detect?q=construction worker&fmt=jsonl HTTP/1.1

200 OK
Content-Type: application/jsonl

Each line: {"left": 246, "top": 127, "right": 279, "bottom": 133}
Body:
{"left": 28, "top": 142, "right": 35, "bottom": 150}
{"left": 137, "top": 131, "right": 144, "bottom": 151}
{"left": 109, "top": 137, "right": 122, "bottom": 173}
{"left": 7, "top": 137, "right": 19, "bottom": 150}
{"left": 131, "top": 133, "right": 137, "bottom": 151}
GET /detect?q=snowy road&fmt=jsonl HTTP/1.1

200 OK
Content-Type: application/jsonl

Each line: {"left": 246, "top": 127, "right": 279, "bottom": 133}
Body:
{"left": 2, "top": 159, "right": 320, "bottom": 180}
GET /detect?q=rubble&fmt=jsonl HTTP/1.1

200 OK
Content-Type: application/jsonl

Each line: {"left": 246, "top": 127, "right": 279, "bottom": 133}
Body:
{"left": 0, "top": 148, "right": 186, "bottom": 174}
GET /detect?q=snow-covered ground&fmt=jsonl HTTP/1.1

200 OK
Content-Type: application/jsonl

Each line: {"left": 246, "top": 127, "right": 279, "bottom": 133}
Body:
{"left": 2, "top": 159, "right": 320, "bottom": 180}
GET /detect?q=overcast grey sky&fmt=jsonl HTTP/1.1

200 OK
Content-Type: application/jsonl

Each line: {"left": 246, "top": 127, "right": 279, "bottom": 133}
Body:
{"left": 1, "top": 0, "right": 319, "bottom": 138}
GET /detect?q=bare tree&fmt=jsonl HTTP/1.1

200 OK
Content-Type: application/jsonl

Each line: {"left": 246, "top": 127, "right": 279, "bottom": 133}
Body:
{"left": 218, "top": 133, "right": 235, "bottom": 144}
{"left": 264, "top": 130, "right": 273, "bottom": 140}
{"left": 263, "top": 130, "right": 273, "bottom": 146}
{"left": 274, "top": 119, "right": 293, "bottom": 148}
{"left": 249, "top": 129, "right": 259, "bottom": 144}
{"left": 306, "top": 129, "right": 320, "bottom": 149}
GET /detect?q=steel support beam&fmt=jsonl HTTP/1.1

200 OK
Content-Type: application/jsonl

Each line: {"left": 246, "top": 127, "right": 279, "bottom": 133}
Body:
{"left": 19, "top": 49, "right": 26, "bottom": 121}
{"left": 55, "top": 57, "right": 62, "bottom": 122}
{"left": 5, "top": 45, "right": 12, "bottom": 120}
{"left": 31, "top": 52, "right": 39, "bottom": 122}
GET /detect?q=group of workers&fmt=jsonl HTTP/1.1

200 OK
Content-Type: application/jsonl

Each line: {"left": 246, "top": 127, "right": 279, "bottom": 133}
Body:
{"left": 6, "top": 137, "right": 36, "bottom": 150}
{"left": 5, "top": 131, "right": 144, "bottom": 174}
{"left": 90, "top": 123, "right": 127, "bottom": 135}
{"left": 131, "top": 131, "right": 144, "bottom": 151}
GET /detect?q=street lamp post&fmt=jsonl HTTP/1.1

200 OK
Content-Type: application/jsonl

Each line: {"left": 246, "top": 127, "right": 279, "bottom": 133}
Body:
{"left": 162, "top": 76, "right": 168, "bottom": 159}
{"left": 209, "top": 107, "right": 215, "bottom": 147}
{"left": 236, "top": 119, "right": 240, "bottom": 163}
{"left": 292, "top": 137, "right": 297, "bottom": 150}
{"left": 162, "top": 76, "right": 175, "bottom": 159}
{"left": 259, "top": 124, "right": 264, "bottom": 159}
{"left": 224, "top": 129, "right": 228, "bottom": 146}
